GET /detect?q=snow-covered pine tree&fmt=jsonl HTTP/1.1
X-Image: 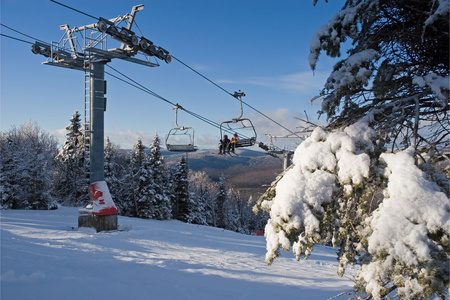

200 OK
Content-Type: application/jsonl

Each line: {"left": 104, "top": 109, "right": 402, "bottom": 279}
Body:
{"left": 256, "top": 120, "right": 449, "bottom": 299}
{"left": 171, "top": 156, "right": 190, "bottom": 222}
{"left": 148, "top": 135, "right": 172, "bottom": 220}
{"left": 186, "top": 170, "right": 213, "bottom": 225}
{"left": 189, "top": 170, "right": 216, "bottom": 226}
{"left": 136, "top": 150, "right": 154, "bottom": 219}
{"left": 0, "top": 121, "right": 58, "bottom": 210}
{"left": 225, "top": 188, "right": 257, "bottom": 234}
{"left": 104, "top": 137, "right": 127, "bottom": 214}
{"left": 256, "top": 1, "right": 449, "bottom": 299}
{"left": 224, "top": 187, "right": 242, "bottom": 233}
{"left": 117, "top": 152, "right": 134, "bottom": 217}
{"left": 54, "top": 111, "right": 89, "bottom": 206}
{"left": 0, "top": 132, "right": 20, "bottom": 209}
{"left": 213, "top": 176, "right": 228, "bottom": 229}
{"left": 122, "top": 138, "right": 154, "bottom": 218}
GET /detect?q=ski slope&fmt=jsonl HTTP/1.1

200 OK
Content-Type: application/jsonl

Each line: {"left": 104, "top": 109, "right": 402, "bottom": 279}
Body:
{"left": 1, "top": 207, "right": 356, "bottom": 299}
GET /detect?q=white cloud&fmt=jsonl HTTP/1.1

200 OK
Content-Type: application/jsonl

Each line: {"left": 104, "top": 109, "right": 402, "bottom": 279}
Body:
{"left": 106, "top": 128, "right": 157, "bottom": 149}
{"left": 51, "top": 128, "right": 67, "bottom": 147}
{"left": 217, "top": 71, "right": 329, "bottom": 95}
{"left": 191, "top": 64, "right": 211, "bottom": 71}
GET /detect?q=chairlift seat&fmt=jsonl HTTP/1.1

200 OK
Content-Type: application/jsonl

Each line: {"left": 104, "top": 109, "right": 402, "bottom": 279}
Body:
{"left": 166, "top": 144, "right": 197, "bottom": 152}
{"left": 236, "top": 137, "right": 256, "bottom": 148}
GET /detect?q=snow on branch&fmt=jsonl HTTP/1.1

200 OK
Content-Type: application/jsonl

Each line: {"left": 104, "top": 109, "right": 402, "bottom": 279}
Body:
{"left": 424, "top": 0, "right": 450, "bottom": 27}
{"left": 358, "top": 147, "right": 450, "bottom": 299}
{"left": 413, "top": 72, "right": 450, "bottom": 103}
{"left": 308, "top": 0, "right": 378, "bottom": 70}
{"left": 325, "top": 49, "right": 378, "bottom": 92}
{"left": 262, "top": 119, "right": 375, "bottom": 264}
{"left": 260, "top": 118, "right": 449, "bottom": 298}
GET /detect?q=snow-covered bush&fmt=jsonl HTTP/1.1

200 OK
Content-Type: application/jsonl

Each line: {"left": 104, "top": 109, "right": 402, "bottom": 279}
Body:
{"left": 255, "top": 120, "right": 449, "bottom": 299}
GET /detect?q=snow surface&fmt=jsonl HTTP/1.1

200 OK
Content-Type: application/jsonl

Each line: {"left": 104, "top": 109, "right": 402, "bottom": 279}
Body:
{"left": 1, "top": 207, "right": 355, "bottom": 300}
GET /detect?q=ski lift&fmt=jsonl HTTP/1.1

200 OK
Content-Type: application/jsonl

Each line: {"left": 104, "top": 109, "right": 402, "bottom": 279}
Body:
{"left": 165, "top": 105, "right": 197, "bottom": 152}
{"left": 219, "top": 91, "right": 257, "bottom": 148}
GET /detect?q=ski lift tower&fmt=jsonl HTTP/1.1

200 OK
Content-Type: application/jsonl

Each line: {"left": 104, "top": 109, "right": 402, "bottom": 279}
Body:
{"left": 31, "top": 4, "right": 171, "bottom": 231}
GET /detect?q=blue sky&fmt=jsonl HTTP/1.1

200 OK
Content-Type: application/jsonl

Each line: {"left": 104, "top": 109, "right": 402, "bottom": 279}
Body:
{"left": 1, "top": 0, "right": 345, "bottom": 150}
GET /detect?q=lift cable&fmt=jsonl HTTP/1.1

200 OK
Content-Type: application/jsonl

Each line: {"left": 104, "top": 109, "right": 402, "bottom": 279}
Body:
{"left": 42, "top": 0, "right": 302, "bottom": 139}
{"left": 0, "top": 33, "right": 34, "bottom": 45}
{"left": 49, "top": 0, "right": 98, "bottom": 20}
{"left": 0, "top": 30, "right": 242, "bottom": 140}
{"left": 0, "top": 23, "right": 50, "bottom": 46}
{"left": 0, "top": 23, "right": 85, "bottom": 56}
{"left": 1, "top": 19, "right": 296, "bottom": 142}
{"left": 105, "top": 65, "right": 245, "bottom": 137}
{"left": 171, "top": 55, "right": 303, "bottom": 139}
{"left": 171, "top": 56, "right": 234, "bottom": 97}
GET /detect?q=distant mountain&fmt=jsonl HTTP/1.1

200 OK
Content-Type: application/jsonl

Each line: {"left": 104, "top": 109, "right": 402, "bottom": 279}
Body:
{"left": 162, "top": 148, "right": 285, "bottom": 201}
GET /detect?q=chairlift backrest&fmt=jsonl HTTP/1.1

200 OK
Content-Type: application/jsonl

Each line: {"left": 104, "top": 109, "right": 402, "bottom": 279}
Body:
{"left": 165, "top": 127, "right": 197, "bottom": 152}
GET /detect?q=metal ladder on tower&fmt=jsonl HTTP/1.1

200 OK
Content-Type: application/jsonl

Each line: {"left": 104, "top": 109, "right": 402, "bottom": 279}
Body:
{"left": 83, "top": 60, "right": 91, "bottom": 181}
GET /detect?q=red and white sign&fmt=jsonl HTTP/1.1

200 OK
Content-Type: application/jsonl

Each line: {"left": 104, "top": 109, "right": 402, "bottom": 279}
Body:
{"left": 91, "top": 181, "right": 118, "bottom": 215}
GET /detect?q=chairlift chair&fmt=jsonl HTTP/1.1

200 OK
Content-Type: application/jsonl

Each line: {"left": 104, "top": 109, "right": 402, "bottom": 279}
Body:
{"left": 220, "top": 118, "right": 257, "bottom": 148}
{"left": 219, "top": 91, "right": 257, "bottom": 148}
{"left": 165, "top": 105, "right": 198, "bottom": 152}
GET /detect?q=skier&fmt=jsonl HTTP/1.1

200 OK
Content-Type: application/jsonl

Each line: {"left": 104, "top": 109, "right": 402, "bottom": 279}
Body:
{"left": 218, "top": 135, "right": 231, "bottom": 154}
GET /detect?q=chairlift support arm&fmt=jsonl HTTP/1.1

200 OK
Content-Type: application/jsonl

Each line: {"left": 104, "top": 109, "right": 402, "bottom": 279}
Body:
{"left": 120, "top": 4, "right": 144, "bottom": 50}
{"left": 173, "top": 104, "right": 183, "bottom": 128}
{"left": 232, "top": 90, "right": 245, "bottom": 120}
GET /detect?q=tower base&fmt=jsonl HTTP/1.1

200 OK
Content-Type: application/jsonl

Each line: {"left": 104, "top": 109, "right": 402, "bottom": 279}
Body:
{"left": 78, "top": 208, "right": 118, "bottom": 232}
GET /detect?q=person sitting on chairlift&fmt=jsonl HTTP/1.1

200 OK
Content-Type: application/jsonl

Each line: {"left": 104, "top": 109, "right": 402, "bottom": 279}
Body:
{"left": 230, "top": 133, "right": 238, "bottom": 153}
{"left": 219, "top": 134, "right": 231, "bottom": 154}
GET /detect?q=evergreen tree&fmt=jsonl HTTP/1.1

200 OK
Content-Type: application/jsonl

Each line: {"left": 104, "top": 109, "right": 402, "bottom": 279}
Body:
{"left": 213, "top": 176, "right": 227, "bottom": 229}
{"left": 224, "top": 188, "right": 241, "bottom": 232}
{"left": 189, "top": 170, "right": 215, "bottom": 226}
{"left": 0, "top": 135, "right": 19, "bottom": 209}
{"left": 225, "top": 188, "right": 257, "bottom": 234}
{"left": 256, "top": 2, "right": 449, "bottom": 299}
{"left": 122, "top": 138, "right": 153, "bottom": 218}
{"left": 0, "top": 121, "right": 58, "bottom": 209}
{"left": 54, "top": 111, "right": 89, "bottom": 206}
{"left": 256, "top": 122, "right": 449, "bottom": 299}
{"left": 136, "top": 152, "right": 154, "bottom": 219}
{"left": 148, "top": 135, "right": 172, "bottom": 220}
{"left": 309, "top": 0, "right": 449, "bottom": 152}
{"left": 104, "top": 137, "right": 127, "bottom": 214}
{"left": 171, "top": 156, "right": 190, "bottom": 222}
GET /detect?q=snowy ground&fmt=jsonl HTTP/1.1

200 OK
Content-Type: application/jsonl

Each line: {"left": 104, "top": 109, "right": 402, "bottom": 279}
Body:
{"left": 1, "top": 207, "right": 356, "bottom": 300}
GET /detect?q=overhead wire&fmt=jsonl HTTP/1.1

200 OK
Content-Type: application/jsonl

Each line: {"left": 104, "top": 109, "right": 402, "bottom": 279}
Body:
{"left": 49, "top": 0, "right": 97, "bottom": 20}
{"left": 42, "top": 0, "right": 302, "bottom": 139}
{"left": 3, "top": 1, "right": 301, "bottom": 143}
{"left": 0, "top": 24, "right": 242, "bottom": 140}
{"left": 1, "top": 23, "right": 50, "bottom": 45}
{"left": 43, "top": 0, "right": 301, "bottom": 140}
{"left": 171, "top": 55, "right": 302, "bottom": 139}
{"left": 171, "top": 56, "right": 234, "bottom": 97}
{"left": 0, "top": 33, "right": 34, "bottom": 45}
{"left": 105, "top": 65, "right": 238, "bottom": 136}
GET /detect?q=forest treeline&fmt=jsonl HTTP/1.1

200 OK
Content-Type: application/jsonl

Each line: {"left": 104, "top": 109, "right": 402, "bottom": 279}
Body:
{"left": 0, "top": 112, "right": 268, "bottom": 234}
